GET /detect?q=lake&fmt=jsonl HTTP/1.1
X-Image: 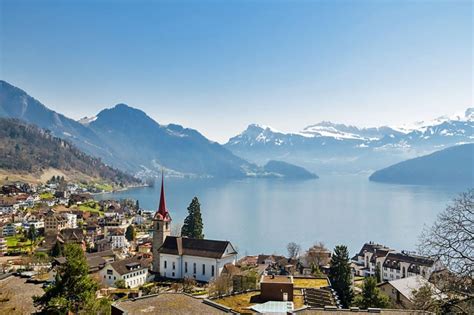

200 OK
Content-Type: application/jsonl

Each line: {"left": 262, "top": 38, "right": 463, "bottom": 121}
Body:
{"left": 95, "top": 175, "right": 471, "bottom": 257}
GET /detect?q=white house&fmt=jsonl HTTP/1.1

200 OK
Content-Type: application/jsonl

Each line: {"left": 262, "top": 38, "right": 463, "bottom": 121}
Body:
{"left": 23, "top": 220, "right": 44, "bottom": 230}
{"left": 158, "top": 236, "right": 237, "bottom": 282}
{"left": 0, "top": 205, "right": 14, "bottom": 215}
{"left": 378, "top": 275, "right": 444, "bottom": 309}
{"left": 99, "top": 256, "right": 149, "bottom": 288}
{"left": 63, "top": 213, "right": 77, "bottom": 229}
{"left": 352, "top": 242, "right": 441, "bottom": 281}
{"left": 1, "top": 223, "right": 16, "bottom": 236}
{"left": 107, "top": 228, "right": 129, "bottom": 250}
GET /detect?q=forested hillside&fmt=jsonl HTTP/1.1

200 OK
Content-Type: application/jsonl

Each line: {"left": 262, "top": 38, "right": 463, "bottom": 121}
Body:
{"left": 0, "top": 118, "right": 141, "bottom": 185}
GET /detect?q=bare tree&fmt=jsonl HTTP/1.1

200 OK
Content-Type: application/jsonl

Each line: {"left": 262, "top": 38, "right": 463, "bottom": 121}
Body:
{"left": 171, "top": 223, "right": 182, "bottom": 237}
{"left": 418, "top": 189, "right": 474, "bottom": 313}
{"left": 287, "top": 242, "right": 301, "bottom": 259}
{"left": 208, "top": 274, "right": 232, "bottom": 298}
{"left": 182, "top": 276, "right": 197, "bottom": 293}
{"left": 306, "top": 242, "right": 331, "bottom": 267}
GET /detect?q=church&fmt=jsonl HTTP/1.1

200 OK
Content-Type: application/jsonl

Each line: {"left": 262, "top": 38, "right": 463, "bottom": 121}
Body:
{"left": 152, "top": 176, "right": 238, "bottom": 282}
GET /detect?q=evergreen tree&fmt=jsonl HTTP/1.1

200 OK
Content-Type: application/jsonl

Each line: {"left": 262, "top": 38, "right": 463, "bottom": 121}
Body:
{"left": 354, "top": 277, "right": 390, "bottom": 309}
{"left": 329, "top": 245, "right": 354, "bottom": 308}
{"left": 375, "top": 264, "right": 382, "bottom": 284}
{"left": 181, "top": 197, "right": 204, "bottom": 239}
{"left": 27, "top": 224, "right": 38, "bottom": 246}
{"left": 125, "top": 224, "right": 136, "bottom": 242}
{"left": 34, "top": 244, "right": 110, "bottom": 314}
{"left": 51, "top": 241, "right": 63, "bottom": 257}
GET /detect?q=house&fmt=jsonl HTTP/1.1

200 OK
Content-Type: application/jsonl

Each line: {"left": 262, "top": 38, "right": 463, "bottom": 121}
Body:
{"left": 352, "top": 242, "right": 440, "bottom": 281}
{"left": 106, "top": 228, "right": 129, "bottom": 250}
{"left": 257, "top": 254, "right": 286, "bottom": 266}
{"left": 260, "top": 275, "right": 294, "bottom": 302}
{"left": 0, "top": 204, "right": 14, "bottom": 215}
{"left": 2, "top": 223, "right": 16, "bottom": 236}
{"left": 0, "top": 237, "right": 7, "bottom": 255}
{"left": 378, "top": 275, "right": 442, "bottom": 309}
{"left": 22, "top": 220, "right": 44, "bottom": 230}
{"left": 99, "top": 255, "right": 150, "bottom": 288}
{"left": 44, "top": 210, "right": 68, "bottom": 235}
{"left": 63, "top": 213, "right": 77, "bottom": 228}
{"left": 152, "top": 175, "right": 238, "bottom": 282}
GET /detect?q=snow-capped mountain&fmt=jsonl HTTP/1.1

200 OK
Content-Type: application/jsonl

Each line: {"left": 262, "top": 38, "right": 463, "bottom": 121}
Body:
{"left": 225, "top": 108, "right": 473, "bottom": 174}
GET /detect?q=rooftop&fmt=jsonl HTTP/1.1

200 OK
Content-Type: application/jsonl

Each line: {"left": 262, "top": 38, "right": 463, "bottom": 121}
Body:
{"left": 159, "top": 236, "right": 236, "bottom": 259}
{"left": 261, "top": 275, "right": 293, "bottom": 284}
{"left": 109, "top": 256, "right": 150, "bottom": 276}
{"left": 113, "top": 293, "right": 230, "bottom": 314}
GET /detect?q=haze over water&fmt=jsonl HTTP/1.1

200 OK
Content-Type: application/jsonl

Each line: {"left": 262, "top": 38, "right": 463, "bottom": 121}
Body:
{"left": 96, "top": 175, "right": 470, "bottom": 256}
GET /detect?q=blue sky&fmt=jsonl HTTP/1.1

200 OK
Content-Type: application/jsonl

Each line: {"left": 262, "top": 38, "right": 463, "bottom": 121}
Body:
{"left": 1, "top": 0, "right": 472, "bottom": 143}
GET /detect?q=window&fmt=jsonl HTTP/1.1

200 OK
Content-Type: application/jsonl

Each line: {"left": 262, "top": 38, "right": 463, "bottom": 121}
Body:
{"left": 107, "top": 269, "right": 113, "bottom": 275}
{"left": 193, "top": 263, "right": 196, "bottom": 274}
{"left": 114, "top": 276, "right": 116, "bottom": 280}
{"left": 172, "top": 272, "right": 175, "bottom": 277}
{"left": 202, "top": 264, "right": 205, "bottom": 275}
{"left": 211, "top": 265, "right": 215, "bottom": 277}
{"left": 185, "top": 262, "right": 188, "bottom": 273}
{"left": 164, "top": 261, "right": 167, "bottom": 269}
{"left": 172, "top": 262, "right": 175, "bottom": 270}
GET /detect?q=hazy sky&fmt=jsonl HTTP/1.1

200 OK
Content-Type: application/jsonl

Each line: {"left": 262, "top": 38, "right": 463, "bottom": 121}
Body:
{"left": 1, "top": 0, "right": 472, "bottom": 143}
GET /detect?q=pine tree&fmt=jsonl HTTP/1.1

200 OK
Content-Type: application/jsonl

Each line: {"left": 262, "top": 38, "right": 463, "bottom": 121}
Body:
{"left": 125, "top": 224, "right": 136, "bottom": 242}
{"left": 329, "top": 245, "right": 354, "bottom": 308}
{"left": 181, "top": 197, "right": 204, "bottom": 239}
{"left": 354, "top": 277, "right": 390, "bottom": 309}
{"left": 34, "top": 244, "right": 110, "bottom": 313}
{"left": 375, "top": 264, "right": 382, "bottom": 284}
{"left": 51, "top": 241, "right": 63, "bottom": 257}
{"left": 27, "top": 224, "right": 38, "bottom": 246}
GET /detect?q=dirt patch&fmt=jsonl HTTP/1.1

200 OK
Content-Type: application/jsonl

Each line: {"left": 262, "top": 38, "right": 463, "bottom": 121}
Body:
{"left": 0, "top": 275, "right": 44, "bottom": 314}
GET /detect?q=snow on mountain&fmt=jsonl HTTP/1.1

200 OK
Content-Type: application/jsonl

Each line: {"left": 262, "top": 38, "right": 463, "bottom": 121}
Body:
{"left": 78, "top": 116, "right": 97, "bottom": 126}
{"left": 392, "top": 107, "right": 473, "bottom": 133}
{"left": 298, "top": 122, "right": 390, "bottom": 141}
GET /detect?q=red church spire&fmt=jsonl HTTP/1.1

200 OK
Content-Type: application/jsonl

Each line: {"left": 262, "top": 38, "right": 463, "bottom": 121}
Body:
{"left": 155, "top": 171, "right": 170, "bottom": 221}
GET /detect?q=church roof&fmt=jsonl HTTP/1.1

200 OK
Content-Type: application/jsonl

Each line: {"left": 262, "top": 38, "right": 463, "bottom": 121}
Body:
{"left": 159, "top": 236, "right": 236, "bottom": 259}
{"left": 154, "top": 174, "right": 171, "bottom": 221}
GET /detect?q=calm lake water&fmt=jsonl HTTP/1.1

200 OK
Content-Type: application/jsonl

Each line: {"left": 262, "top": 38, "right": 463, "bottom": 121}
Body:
{"left": 96, "top": 175, "right": 471, "bottom": 257}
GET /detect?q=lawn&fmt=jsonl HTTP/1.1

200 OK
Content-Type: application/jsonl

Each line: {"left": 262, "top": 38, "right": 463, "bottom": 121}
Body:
{"left": 71, "top": 201, "right": 103, "bottom": 214}
{"left": 293, "top": 278, "right": 329, "bottom": 288}
{"left": 5, "top": 235, "right": 42, "bottom": 254}
{"left": 214, "top": 290, "right": 306, "bottom": 313}
{"left": 93, "top": 182, "right": 114, "bottom": 192}
{"left": 214, "top": 291, "right": 260, "bottom": 314}
{"left": 39, "top": 192, "right": 54, "bottom": 200}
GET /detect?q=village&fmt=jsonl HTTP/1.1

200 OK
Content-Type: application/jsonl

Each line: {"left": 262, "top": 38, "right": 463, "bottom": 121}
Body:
{"left": 0, "top": 176, "right": 466, "bottom": 314}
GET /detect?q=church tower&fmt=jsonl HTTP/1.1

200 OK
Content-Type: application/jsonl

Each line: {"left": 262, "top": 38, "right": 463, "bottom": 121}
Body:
{"left": 152, "top": 173, "right": 171, "bottom": 274}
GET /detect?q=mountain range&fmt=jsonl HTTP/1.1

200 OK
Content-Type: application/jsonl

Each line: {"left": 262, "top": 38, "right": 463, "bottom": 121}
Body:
{"left": 1, "top": 80, "right": 472, "bottom": 180}
{"left": 0, "top": 80, "right": 316, "bottom": 179}
{"left": 225, "top": 109, "right": 473, "bottom": 174}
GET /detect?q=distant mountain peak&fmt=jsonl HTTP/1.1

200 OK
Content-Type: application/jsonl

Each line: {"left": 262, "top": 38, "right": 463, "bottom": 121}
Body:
{"left": 246, "top": 123, "right": 281, "bottom": 133}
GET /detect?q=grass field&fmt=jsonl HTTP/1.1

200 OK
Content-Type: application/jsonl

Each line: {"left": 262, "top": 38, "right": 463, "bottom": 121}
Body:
{"left": 214, "top": 292, "right": 260, "bottom": 314}
{"left": 5, "top": 235, "right": 39, "bottom": 253}
{"left": 293, "top": 278, "right": 329, "bottom": 288}
{"left": 214, "top": 290, "right": 305, "bottom": 314}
